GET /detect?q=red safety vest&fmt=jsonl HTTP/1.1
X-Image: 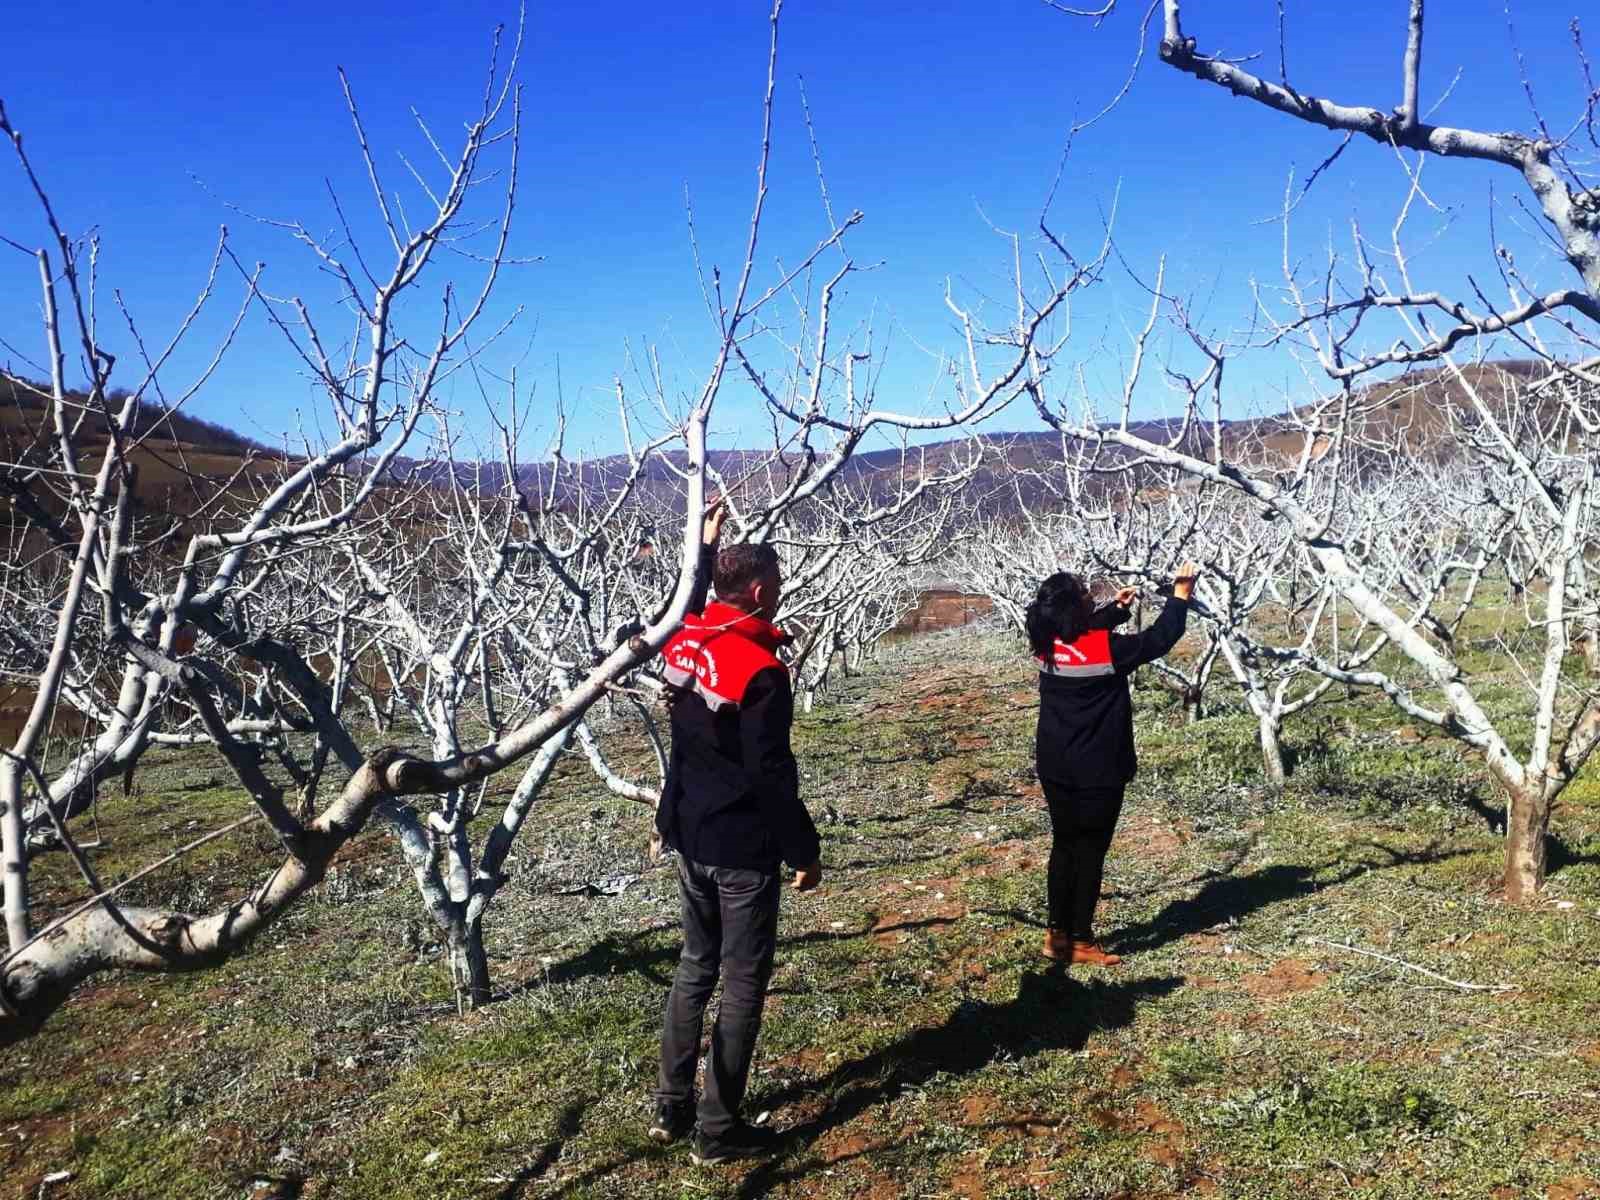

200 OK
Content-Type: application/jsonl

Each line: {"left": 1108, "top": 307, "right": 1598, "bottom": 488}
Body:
{"left": 1035, "top": 628, "right": 1115, "bottom": 679}
{"left": 662, "top": 601, "right": 788, "bottom": 711}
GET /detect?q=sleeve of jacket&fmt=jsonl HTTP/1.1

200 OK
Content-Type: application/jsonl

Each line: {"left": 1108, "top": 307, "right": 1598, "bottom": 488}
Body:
{"left": 739, "top": 665, "right": 821, "bottom": 870}
{"left": 1088, "top": 601, "right": 1132, "bottom": 630}
{"left": 1109, "top": 596, "right": 1190, "bottom": 673}
{"left": 686, "top": 545, "right": 716, "bottom": 616}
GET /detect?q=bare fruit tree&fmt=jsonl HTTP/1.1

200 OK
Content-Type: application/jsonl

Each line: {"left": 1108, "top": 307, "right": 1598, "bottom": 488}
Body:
{"left": 0, "top": 22, "right": 556, "bottom": 1035}
{"left": 0, "top": 0, "right": 1082, "bottom": 1039}
{"left": 0, "top": 11, "right": 743, "bottom": 1037}
{"left": 942, "top": 456, "right": 1225, "bottom": 721}
{"left": 1026, "top": 0, "right": 1600, "bottom": 899}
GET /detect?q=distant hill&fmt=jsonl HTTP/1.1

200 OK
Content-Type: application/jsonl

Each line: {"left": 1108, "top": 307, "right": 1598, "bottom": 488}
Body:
{"left": 1, "top": 375, "right": 277, "bottom": 457}
{"left": 2, "top": 360, "right": 1568, "bottom": 518}
{"left": 0, "top": 375, "right": 286, "bottom": 516}
{"left": 384, "top": 417, "right": 1236, "bottom": 514}
{"left": 1247, "top": 359, "right": 1569, "bottom": 460}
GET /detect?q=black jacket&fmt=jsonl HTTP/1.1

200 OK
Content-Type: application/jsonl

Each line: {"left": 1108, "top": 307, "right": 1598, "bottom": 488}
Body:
{"left": 655, "top": 551, "right": 821, "bottom": 872}
{"left": 1034, "top": 596, "right": 1190, "bottom": 790}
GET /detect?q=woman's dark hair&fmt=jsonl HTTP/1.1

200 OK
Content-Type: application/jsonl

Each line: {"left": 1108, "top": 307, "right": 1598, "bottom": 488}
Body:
{"left": 1025, "top": 571, "right": 1092, "bottom": 658}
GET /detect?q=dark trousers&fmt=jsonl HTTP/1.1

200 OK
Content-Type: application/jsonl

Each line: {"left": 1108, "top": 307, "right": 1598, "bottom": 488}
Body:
{"left": 1042, "top": 781, "right": 1126, "bottom": 939}
{"left": 656, "top": 855, "right": 780, "bottom": 1135}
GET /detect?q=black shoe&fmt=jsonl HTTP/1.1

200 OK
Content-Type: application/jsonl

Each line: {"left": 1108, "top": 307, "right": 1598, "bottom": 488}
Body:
{"left": 647, "top": 1100, "right": 694, "bottom": 1145}
{"left": 690, "top": 1121, "right": 777, "bottom": 1166}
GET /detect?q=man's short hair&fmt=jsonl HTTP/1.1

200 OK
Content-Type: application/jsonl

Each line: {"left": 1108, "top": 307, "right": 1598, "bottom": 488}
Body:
{"left": 714, "top": 542, "right": 780, "bottom": 603}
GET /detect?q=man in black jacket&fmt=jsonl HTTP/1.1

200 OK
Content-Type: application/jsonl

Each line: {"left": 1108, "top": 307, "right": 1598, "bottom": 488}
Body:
{"left": 649, "top": 506, "right": 822, "bottom": 1165}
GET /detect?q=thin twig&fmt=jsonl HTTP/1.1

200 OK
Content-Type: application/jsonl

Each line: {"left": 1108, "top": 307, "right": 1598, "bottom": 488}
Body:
{"left": 1305, "top": 936, "right": 1515, "bottom": 992}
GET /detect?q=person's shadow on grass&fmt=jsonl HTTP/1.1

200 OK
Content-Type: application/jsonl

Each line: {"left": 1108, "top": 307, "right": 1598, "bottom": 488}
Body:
{"left": 731, "top": 968, "right": 1182, "bottom": 1198}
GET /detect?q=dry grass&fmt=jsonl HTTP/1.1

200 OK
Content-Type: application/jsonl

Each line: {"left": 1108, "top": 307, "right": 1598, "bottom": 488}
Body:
{"left": 3, "top": 627, "right": 1599, "bottom": 1199}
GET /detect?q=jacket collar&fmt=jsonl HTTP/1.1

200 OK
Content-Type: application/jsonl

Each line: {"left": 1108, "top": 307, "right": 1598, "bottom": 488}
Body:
{"left": 694, "top": 601, "right": 790, "bottom": 651}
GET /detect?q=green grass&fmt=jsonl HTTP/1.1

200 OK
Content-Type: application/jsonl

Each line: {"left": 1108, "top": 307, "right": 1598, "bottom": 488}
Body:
{"left": 4, "top": 625, "right": 1599, "bottom": 1199}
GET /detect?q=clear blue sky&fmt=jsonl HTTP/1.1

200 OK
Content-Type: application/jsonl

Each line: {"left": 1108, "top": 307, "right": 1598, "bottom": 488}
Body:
{"left": 2, "top": 2, "right": 1592, "bottom": 460}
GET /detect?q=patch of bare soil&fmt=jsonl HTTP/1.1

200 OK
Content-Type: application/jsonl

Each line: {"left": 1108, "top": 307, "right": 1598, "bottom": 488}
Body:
{"left": 925, "top": 760, "right": 963, "bottom": 801}
{"left": 1534, "top": 1127, "right": 1600, "bottom": 1163}
{"left": 927, "top": 760, "right": 986, "bottom": 803}
{"left": 865, "top": 669, "right": 965, "bottom": 713}
{"left": 870, "top": 902, "right": 965, "bottom": 947}
{"left": 914, "top": 685, "right": 990, "bottom": 712}
{"left": 1119, "top": 816, "right": 1190, "bottom": 857}
{"left": 772, "top": 1046, "right": 833, "bottom": 1074}
{"left": 807, "top": 1123, "right": 916, "bottom": 1200}
{"left": 867, "top": 876, "right": 968, "bottom": 947}
{"left": 1549, "top": 1179, "right": 1600, "bottom": 1200}
{"left": 966, "top": 838, "right": 1032, "bottom": 880}
{"left": 817, "top": 1129, "right": 876, "bottom": 1164}
{"left": 1084, "top": 1099, "right": 1189, "bottom": 1169}
{"left": 1144, "top": 1139, "right": 1185, "bottom": 1169}
{"left": 958, "top": 1092, "right": 1002, "bottom": 1127}
{"left": 934, "top": 953, "right": 990, "bottom": 990}
{"left": 953, "top": 1092, "right": 1058, "bottom": 1144}
{"left": 1131, "top": 1100, "right": 1184, "bottom": 1136}
{"left": 1240, "top": 958, "right": 1327, "bottom": 998}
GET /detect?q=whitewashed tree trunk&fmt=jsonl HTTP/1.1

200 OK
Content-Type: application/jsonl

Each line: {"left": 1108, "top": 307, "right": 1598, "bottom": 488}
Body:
{"left": 1259, "top": 713, "right": 1287, "bottom": 790}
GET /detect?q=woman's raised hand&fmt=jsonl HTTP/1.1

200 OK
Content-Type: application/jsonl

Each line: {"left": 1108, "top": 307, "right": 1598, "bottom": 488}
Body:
{"left": 1171, "top": 562, "right": 1201, "bottom": 601}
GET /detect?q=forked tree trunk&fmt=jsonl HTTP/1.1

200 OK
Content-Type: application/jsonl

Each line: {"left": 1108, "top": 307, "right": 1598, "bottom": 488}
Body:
{"left": 1182, "top": 685, "right": 1204, "bottom": 724}
{"left": 1259, "top": 713, "right": 1287, "bottom": 789}
{"left": 1502, "top": 781, "right": 1552, "bottom": 904}
{"left": 454, "top": 918, "right": 492, "bottom": 1010}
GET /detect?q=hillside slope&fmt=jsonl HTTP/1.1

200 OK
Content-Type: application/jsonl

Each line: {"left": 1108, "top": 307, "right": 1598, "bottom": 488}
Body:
{"left": 2, "top": 361, "right": 1560, "bottom": 515}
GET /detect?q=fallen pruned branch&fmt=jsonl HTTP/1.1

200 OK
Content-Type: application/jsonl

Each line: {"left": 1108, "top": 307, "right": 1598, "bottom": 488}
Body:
{"left": 1304, "top": 935, "right": 1516, "bottom": 993}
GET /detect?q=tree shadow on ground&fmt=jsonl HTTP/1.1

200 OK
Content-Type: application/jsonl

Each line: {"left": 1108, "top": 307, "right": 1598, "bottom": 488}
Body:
{"left": 1463, "top": 791, "right": 1508, "bottom": 835}
{"left": 496, "top": 930, "right": 680, "bottom": 999}
{"left": 241, "top": 1174, "right": 303, "bottom": 1199}
{"left": 494, "top": 1100, "right": 587, "bottom": 1199}
{"left": 731, "top": 970, "right": 1183, "bottom": 1198}
{"left": 1108, "top": 840, "right": 1473, "bottom": 957}
{"left": 1458, "top": 795, "right": 1600, "bottom": 875}
{"left": 1549, "top": 833, "right": 1600, "bottom": 874}
{"left": 1104, "top": 830, "right": 1262, "bottom": 902}
{"left": 506, "top": 914, "right": 971, "bottom": 1000}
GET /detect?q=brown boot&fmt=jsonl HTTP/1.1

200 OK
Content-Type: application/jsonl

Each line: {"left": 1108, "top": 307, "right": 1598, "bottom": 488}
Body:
{"left": 1042, "top": 929, "right": 1073, "bottom": 961}
{"left": 1070, "top": 939, "right": 1122, "bottom": 967}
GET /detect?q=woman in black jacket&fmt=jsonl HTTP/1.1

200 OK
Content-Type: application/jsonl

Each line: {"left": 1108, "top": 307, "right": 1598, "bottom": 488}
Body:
{"left": 1027, "top": 564, "right": 1198, "bottom": 966}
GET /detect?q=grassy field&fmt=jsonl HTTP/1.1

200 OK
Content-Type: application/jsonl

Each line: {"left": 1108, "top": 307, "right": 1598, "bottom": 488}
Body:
{"left": 4, "top": 625, "right": 1600, "bottom": 1200}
